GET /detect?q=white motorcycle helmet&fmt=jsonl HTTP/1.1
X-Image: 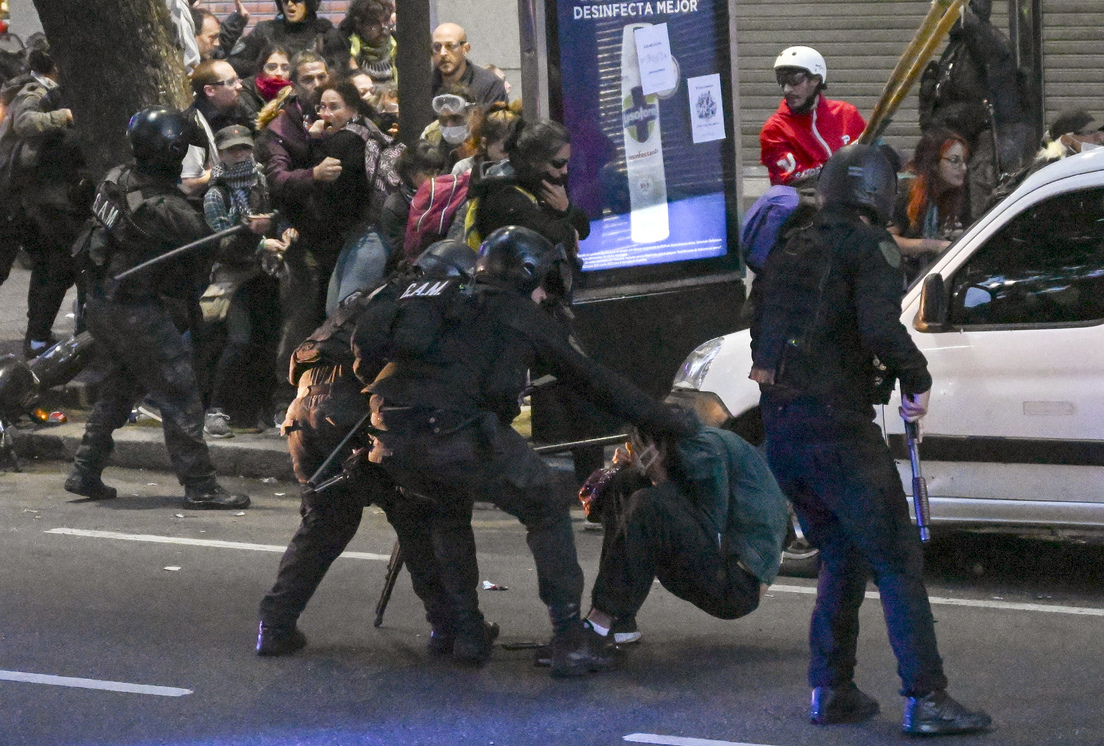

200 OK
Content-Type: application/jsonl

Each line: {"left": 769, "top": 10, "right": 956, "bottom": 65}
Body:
{"left": 773, "top": 46, "right": 827, "bottom": 84}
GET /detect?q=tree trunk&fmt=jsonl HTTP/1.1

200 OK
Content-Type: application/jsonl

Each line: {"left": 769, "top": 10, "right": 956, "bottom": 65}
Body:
{"left": 31, "top": 0, "right": 191, "bottom": 178}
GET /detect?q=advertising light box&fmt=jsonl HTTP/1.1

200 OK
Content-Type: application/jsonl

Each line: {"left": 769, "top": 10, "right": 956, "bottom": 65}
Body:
{"left": 549, "top": 0, "right": 739, "bottom": 288}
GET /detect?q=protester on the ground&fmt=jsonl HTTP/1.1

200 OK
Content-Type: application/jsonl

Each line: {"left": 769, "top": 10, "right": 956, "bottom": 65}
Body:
{"left": 430, "top": 23, "right": 507, "bottom": 107}
{"left": 577, "top": 424, "right": 787, "bottom": 651}
{"left": 888, "top": 128, "right": 971, "bottom": 283}
{"left": 229, "top": 0, "right": 348, "bottom": 79}
{"left": 918, "top": 0, "right": 1035, "bottom": 217}
{"left": 380, "top": 140, "right": 447, "bottom": 263}
{"left": 0, "top": 45, "right": 87, "bottom": 358}
{"left": 750, "top": 144, "right": 991, "bottom": 735}
{"left": 181, "top": 59, "right": 254, "bottom": 197}
{"left": 339, "top": 0, "right": 396, "bottom": 85}
{"left": 239, "top": 44, "right": 293, "bottom": 119}
{"left": 256, "top": 241, "right": 475, "bottom": 658}
{"left": 760, "top": 46, "right": 865, "bottom": 188}
{"left": 201, "top": 125, "right": 293, "bottom": 438}
{"left": 65, "top": 107, "right": 253, "bottom": 511}
{"left": 352, "top": 225, "right": 696, "bottom": 675}
{"left": 311, "top": 80, "right": 403, "bottom": 315}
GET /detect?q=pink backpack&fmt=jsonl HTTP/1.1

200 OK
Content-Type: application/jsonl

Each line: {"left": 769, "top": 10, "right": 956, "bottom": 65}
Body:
{"left": 404, "top": 170, "right": 471, "bottom": 261}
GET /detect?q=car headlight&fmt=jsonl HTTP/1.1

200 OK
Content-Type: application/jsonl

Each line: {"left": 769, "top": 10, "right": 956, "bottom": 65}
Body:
{"left": 672, "top": 337, "right": 724, "bottom": 391}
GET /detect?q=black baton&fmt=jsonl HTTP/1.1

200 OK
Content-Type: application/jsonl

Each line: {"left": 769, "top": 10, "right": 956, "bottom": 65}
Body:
{"left": 374, "top": 538, "right": 403, "bottom": 627}
{"left": 904, "top": 419, "right": 932, "bottom": 542}
{"left": 112, "top": 224, "right": 250, "bottom": 282}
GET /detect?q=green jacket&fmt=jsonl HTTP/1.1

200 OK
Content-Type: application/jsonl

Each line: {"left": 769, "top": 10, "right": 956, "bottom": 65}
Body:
{"left": 676, "top": 426, "right": 789, "bottom": 584}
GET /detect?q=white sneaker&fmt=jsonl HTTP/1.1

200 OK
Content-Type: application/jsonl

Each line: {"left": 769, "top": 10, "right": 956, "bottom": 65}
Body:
{"left": 204, "top": 409, "right": 233, "bottom": 439}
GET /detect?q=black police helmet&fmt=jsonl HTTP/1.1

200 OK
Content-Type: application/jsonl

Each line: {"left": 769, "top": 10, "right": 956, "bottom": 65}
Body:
{"left": 127, "top": 107, "right": 191, "bottom": 173}
{"left": 414, "top": 240, "right": 478, "bottom": 280}
{"left": 0, "top": 354, "right": 35, "bottom": 418}
{"left": 816, "top": 144, "right": 898, "bottom": 226}
{"left": 475, "top": 226, "right": 571, "bottom": 297}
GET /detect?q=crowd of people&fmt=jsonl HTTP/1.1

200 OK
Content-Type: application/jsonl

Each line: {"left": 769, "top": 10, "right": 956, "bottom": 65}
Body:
{"left": 6, "top": 0, "right": 1099, "bottom": 735}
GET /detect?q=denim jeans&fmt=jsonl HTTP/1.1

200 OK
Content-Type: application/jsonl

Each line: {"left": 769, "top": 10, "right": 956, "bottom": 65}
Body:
{"left": 325, "top": 227, "right": 387, "bottom": 316}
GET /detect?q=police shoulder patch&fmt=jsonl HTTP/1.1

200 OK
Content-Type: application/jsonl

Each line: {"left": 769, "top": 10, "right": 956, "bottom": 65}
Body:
{"left": 878, "top": 238, "right": 901, "bottom": 269}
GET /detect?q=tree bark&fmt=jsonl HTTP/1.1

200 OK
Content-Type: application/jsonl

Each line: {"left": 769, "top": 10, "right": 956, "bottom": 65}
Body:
{"left": 31, "top": 0, "right": 191, "bottom": 178}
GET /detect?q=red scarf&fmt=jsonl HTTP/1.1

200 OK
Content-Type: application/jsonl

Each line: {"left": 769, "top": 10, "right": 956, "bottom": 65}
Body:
{"left": 256, "top": 76, "right": 292, "bottom": 101}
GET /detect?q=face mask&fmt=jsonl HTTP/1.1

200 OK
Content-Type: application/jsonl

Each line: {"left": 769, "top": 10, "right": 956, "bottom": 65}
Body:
{"left": 377, "top": 112, "right": 399, "bottom": 133}
{"left": 441, "top": 124, "right": 469, "bottom": 146}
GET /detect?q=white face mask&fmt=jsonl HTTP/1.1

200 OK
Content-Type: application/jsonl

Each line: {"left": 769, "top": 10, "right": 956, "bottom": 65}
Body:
{"left": 441, "top": 124, "right": 469, "bottom": 145}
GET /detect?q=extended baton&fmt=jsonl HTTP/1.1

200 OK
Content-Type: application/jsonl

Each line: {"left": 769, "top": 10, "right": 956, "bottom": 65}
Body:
{"left": 374, "top": 539, "right": 403, "bottom": 627}
{"left": 904, "top": 419, "right": 932, "bottom": 542}
{"left": 112, "top": 224, "right": 250, "bottom": 282}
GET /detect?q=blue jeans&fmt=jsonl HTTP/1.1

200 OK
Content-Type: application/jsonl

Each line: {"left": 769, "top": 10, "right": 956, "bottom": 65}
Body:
{"left": 325, "top": 227, "right": 387, "bottom": 316}
{"left": 764, "top": 409, "right": 948, "bottom": 697}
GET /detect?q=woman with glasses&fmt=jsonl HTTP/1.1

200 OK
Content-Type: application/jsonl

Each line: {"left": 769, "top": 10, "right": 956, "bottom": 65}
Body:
{"left": 229, "top": 0, "right": 348, "bottom": 79}
{"left": 888, "top": 128, "right": 972, "bottom": 282}
{"left": 310, "top": 80, "right": 402, "bottom": 314}
{"left": 239, "top": 44, "right": 292, "bottom": 119}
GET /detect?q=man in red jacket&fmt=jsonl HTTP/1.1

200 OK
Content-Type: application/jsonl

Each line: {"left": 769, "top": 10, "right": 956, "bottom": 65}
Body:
{"left": 760, "top": 46, "right": 866, "bottom": 187}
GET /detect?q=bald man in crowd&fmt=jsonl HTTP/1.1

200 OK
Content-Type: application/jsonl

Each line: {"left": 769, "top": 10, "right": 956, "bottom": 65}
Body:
{"left": 430, "top": 22, "right": 508, "bottom": 107}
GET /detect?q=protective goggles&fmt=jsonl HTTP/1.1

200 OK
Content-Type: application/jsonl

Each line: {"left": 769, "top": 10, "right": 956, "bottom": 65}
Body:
{"left": 775, "top": 69, "right": 810, "bottom": 88}
{"left": 432, "top": 94, "right": 472, "bottom": 116}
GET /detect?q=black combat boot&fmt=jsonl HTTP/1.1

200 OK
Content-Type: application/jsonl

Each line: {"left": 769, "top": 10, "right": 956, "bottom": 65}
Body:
{"left": 902, "top": 691, "right": 992, "bottom": 735}
{"left": 183, "top": 482, "right": 250, "bottom": 510}
{"left": 256, "top": 622, "right": 307, "bottom": 656}
{"left": 64, "top": 470, "right": 118, "bottom": 501}
{"left": 451, "top": 621, "right": 501, "bottom": 665}
{"left": 810, "top": 683, "right": 880, "bottom": 725}
{"left": 548, "top": 604, "right": 617, "bottom": 678}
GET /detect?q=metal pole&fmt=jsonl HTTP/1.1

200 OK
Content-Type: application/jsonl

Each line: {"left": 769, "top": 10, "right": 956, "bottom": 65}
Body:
{"left": 395, "top": 0, "right": 434, "bottom": 146}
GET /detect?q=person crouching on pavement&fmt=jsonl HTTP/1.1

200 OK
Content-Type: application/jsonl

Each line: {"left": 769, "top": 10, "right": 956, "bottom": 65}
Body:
{"left": 577, "top": 422, "right": 787, "bottom": 649}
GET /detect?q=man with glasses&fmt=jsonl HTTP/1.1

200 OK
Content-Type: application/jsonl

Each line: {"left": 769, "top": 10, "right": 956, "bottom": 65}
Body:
{"left": 759, "top": 46, "right": 865, "bottom": 188}
{"left": 430, "top": 23, "right": 507, "bottom": 107}
{"left": 181, "top": 60, "right": 254, "bottom": 197}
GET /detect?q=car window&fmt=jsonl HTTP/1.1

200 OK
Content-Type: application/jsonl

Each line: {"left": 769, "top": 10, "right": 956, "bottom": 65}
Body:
{"left": 949, "top": 187, "right": 1104, "bottom": 327}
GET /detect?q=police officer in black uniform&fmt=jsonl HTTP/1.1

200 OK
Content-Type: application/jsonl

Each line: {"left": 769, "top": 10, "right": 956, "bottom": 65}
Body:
{"left": 64, "top": 107, "right": 249, "bottom": 510}
{"left": 256, "top": 241, "right": 482, "bottom": 657}
{"left": 354, "top": 226, "right": 695, "bottom": 677}
{"left": 750, "top": 145, "right": 991, "bottom": 736}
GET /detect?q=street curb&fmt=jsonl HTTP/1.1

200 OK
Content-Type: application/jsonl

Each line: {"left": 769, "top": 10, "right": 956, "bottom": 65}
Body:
{"left": 12, "top": 421, "right": 297, "bottom": 482}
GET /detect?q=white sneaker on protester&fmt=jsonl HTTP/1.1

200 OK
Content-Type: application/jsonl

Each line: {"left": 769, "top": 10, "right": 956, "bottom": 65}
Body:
{"left": 204, "top": 408, "right": 233, "bottom": 439}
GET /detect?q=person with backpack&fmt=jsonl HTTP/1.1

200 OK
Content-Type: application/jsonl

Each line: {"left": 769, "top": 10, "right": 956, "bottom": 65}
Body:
{"left": 750, "top": 145, "right": 991, "bottom": 735}
{"left": 310, "top": 80, "right": 403, "bottom": 315}
{"left": 200, "top": 125, "right": 295, "bottom": 437}
{"left": 380, "top": 140, "right": 446, "bottom": 264}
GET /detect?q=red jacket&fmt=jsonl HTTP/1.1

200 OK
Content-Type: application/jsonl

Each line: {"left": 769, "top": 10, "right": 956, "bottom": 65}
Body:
{"left": 759, "top": 95, "right": 866, "bottom": 186}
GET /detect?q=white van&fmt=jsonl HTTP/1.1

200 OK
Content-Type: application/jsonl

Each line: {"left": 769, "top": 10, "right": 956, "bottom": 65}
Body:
{"left": 668, "top": 149, "right": 1104, "bottom": 574}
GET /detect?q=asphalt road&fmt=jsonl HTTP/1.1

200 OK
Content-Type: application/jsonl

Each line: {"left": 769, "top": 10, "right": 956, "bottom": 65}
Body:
{"left": 2, "top": 462, "right": 1103, "bottom": 746}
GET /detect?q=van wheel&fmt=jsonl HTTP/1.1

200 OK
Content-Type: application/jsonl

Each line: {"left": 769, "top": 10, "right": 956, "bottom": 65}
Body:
{"left": 779, "top": 506, "right": 819, "bottom": 578}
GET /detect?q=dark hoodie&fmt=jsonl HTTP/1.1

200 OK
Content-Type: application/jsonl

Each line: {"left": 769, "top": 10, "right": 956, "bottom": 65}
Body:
{"left": 229, "top": 1, "right": 348, "bottom": 79}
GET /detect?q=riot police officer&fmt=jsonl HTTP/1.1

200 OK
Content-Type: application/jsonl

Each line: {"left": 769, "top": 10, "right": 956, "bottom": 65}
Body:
{"left": 749, "top": 145, "right": 990, "bottom": 735}
{"left": 354, "top": 226, "right": 695, "bottom": 677}
{"left": 257, "top": 241, "right": 480, "bottom": 657}
{"left": 64, "top": 107, "right": 249, "bottom": 510}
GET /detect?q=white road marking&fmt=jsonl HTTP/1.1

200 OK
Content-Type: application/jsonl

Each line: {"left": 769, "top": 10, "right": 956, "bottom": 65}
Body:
{"left": 44, "top": 528, "right": 389, "bottom": 561}
{"left": 0, "top": 669, "right": 191, "bottom": 697}
{"left": 624, "top": 735, "right": 775, "bottom": 746}
{"left": 770, "top": 584, "right": 1104, "bottom": 616}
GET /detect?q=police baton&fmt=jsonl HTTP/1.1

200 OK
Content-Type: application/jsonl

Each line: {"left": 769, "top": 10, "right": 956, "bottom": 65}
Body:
{"left": 903, "top": 419, "right": 932, "bottom": 542}
{"left": 111, "top": 223, "right": 250, "bottom": 283}
{"left": 374, "top": 539, "right": 403, "bottom": 627}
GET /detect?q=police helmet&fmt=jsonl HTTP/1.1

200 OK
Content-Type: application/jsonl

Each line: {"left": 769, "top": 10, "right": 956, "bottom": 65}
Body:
{"left": 414, "top": 240, "right": 478, "bottom": 280}
{"left": 126, "top": 107, "right": 191, "bottom": 173}
{"left": 0, "top": 354, "right": 35, "bottom": 418}
{"left": 475, "top": 226, "right": 572, "bottom": 297}
{"left": 816, "top": 144, "right": 898, "bottom": 226}
{"left": 774, "top": 46, "right": 827, "bottom": 84}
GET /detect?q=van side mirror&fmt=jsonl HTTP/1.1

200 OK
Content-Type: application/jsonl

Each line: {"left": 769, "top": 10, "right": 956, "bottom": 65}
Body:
{"left": 914, "top": 273, "right": 948, "bottom": 333}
